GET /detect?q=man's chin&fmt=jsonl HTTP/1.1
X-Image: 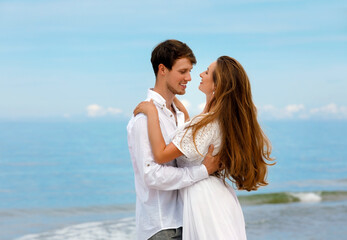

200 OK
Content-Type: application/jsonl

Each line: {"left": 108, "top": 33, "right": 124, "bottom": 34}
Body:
{"left": 168, "top": 86, "right": 186, "bottom": 95}
{"left": 176, "top": 88, "right": 186, "bottom": 95}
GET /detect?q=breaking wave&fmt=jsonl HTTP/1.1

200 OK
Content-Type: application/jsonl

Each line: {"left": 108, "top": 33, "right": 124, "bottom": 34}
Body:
{"left": 238, "top": 190, "right": 347, "bottom": 205}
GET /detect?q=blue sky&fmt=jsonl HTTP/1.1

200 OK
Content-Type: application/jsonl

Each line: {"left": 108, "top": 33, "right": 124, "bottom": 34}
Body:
{"left": 0, "top": 0, "right": 346, "bottom": 121}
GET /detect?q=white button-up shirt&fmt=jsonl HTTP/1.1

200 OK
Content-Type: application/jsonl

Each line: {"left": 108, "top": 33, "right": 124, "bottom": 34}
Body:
{"left": 127, "top": 89, "right": 208, "bottom": 240}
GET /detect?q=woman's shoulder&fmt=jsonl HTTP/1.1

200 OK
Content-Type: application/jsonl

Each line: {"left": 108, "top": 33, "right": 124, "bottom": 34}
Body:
{"left": 187, "top": 113, "right": 220, "bottom": 131}
{"left": 188, "top": 113, "right": 210, "bottom": 124}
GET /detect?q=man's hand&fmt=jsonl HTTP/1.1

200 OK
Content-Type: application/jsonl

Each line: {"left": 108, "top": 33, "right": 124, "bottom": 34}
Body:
{"left": 202, "top": 145, "right": 220, "bottom": 175}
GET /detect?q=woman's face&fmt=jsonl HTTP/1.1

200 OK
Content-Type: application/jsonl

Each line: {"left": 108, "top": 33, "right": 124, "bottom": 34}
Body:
{"left": 199, "top": 61, "right": 217, "bottom": 95}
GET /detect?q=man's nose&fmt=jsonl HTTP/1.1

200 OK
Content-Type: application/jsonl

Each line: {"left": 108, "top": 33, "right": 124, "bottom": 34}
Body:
{"left": 185, "top": 73, "right": 192, "bottom": 81}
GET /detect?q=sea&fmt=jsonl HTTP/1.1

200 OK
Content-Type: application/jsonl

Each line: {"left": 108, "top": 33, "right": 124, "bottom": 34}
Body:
{"left": 0, "top": 120, "right": 346, "bottom": 240}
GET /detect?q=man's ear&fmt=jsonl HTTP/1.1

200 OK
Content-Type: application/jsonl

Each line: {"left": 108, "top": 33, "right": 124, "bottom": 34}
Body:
{"left": 158, "top": 64, "right": 166, "bottom": 75}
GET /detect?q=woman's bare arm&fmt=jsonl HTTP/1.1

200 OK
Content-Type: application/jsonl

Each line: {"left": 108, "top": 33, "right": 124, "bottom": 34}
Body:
{"left": 134, "top": 100, "right": 183, "bottom": 164}
{"left": 173, "top": 97, "right": 190, "bottom": 122}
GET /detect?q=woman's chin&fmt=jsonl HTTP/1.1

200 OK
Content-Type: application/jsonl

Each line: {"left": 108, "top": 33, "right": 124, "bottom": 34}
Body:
{"left": 198, "top": 87, "right": 210, "bottom": 96}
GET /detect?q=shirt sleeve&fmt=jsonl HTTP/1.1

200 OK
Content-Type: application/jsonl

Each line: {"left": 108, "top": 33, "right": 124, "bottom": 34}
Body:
{"left": 127, "top": 115, "right": 208, "bottom": 191}
{"left": 172, "top": 118, "right": 218, "bottom": 160}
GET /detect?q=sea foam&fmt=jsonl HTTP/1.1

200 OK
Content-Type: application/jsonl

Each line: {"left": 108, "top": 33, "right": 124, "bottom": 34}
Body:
{"left": 238, "top": 190, "right": 347, "bottom": 205}
{"left": 15, "top": 217, "right": 136, "bottom": 240}
{"left": 289, "top": 192, "right": 322, "bottom": 203}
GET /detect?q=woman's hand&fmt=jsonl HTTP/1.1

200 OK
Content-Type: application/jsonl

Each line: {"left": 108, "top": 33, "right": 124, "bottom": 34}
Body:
{"left": 133, "top": 99, "right": 157, "bottom": 116}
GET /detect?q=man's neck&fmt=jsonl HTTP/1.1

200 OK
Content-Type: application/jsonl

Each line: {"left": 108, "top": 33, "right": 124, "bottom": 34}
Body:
{"left": 152, "top": 86, "right": 175, "bottom": 110}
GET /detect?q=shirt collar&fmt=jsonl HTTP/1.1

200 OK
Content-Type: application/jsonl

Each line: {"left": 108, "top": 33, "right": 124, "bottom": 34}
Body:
{"left": 147, "top": 89, "right": 166, "bottom": 108}
{"left": 147, "top": 89, "right": 181, "bottom": 111}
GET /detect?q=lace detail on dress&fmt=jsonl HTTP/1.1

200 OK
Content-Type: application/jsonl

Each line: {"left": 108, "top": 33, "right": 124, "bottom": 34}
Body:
{"left": 172, "top": 116, "right": 221, "bottom": 167}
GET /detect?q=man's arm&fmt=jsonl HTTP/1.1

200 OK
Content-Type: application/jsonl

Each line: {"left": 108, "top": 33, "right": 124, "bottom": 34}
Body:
{"left": 128, "top": 115, "right": 218, "bottom": 191}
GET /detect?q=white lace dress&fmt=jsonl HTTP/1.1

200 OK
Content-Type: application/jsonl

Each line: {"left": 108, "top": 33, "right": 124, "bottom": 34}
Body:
{"left": 172, "top": 116, "right": 247, "bottom": 240}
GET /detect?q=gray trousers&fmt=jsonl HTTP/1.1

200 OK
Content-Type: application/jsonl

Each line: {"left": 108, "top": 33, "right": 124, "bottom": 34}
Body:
{"left": 148, "top": 227, "right": 182, "bottom": 240}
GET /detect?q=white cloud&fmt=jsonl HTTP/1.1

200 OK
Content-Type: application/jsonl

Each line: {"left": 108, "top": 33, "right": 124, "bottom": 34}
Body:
{"left": 310, "top": 103, "right": 338, "bottom": 114}
{"left": 86, "top": 104, "right": 122, "bottom": 118}
{"left": 198, "top": 103, "right": 206, "bottom": 111}
{"left": 261, "top": 104, "right": 276, "bottom": 112}
{"left": 180, "top": 99, "right": 191, "bottom": 110}
{"left": 259, "top": 104, "right": 305, "bottom": 119}
{"left": 259, "top": 103, "right": 347, "bottom": 120}
{"left": 106, "top": 107, "right": 122, "bottom": 115}
{"left": 309, "top": 103, "right": 347, "bottom": 119}
{"left": 87, "top": 104, "right": 104, "bottom": 117}
{"left": 285, "top": 104, "right": 305, "bottom": 114}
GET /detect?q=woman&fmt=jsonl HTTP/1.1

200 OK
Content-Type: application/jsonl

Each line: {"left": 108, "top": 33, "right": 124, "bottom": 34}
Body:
{"left": 134, "top": 56, "right": 274, "bottom": 239}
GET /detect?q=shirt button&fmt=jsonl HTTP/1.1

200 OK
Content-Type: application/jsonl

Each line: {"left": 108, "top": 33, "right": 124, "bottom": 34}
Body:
{"left": 170, "top": 114, "right": 173, "bottom": 117}
{"left": 147, "top": 164, "right": 150, "bottom": 167}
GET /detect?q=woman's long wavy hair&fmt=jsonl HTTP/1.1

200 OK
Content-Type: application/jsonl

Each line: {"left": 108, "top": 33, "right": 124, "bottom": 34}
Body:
{"left": 189, "top": 56, "right": 274, "bottom": 191}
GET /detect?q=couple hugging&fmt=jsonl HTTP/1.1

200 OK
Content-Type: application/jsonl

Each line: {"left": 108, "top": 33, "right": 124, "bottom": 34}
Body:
{"left": 127, "top": 39, "right": 273, "bottom": 240}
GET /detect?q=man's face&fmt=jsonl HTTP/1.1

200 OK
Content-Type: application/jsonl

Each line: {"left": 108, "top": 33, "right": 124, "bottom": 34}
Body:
{"left": 165, "top": 58, "right": 193, "bottom": 95}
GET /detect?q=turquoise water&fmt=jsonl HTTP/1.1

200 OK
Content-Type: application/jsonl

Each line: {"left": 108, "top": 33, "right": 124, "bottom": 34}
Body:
{"left": 0, "top": 120, "right": 346, "bottom": 239}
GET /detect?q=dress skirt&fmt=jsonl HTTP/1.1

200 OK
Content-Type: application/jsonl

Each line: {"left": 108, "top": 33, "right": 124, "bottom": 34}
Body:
{"left": 180, "top": 176, "right": 247, "bottom": 240}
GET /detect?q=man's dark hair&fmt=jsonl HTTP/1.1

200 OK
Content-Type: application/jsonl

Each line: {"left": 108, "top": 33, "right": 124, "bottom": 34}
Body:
{"left": 151, "top": 39, "right": 197, "bottom": 77}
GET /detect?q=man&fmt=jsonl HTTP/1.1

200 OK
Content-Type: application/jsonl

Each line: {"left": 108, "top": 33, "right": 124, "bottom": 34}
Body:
{"left": 127, "top": 39, "right": 219, "bottom": 240}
